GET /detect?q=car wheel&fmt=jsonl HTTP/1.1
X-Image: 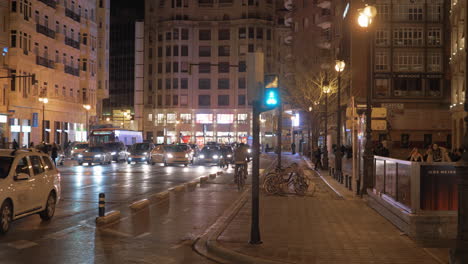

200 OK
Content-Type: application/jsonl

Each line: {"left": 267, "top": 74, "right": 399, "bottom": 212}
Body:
{"left": 184, "top": 163, "right": 188, "bottom": 167}
{"left": 39, "top": 192, "right": 56, "bottom": 221}
{"left": 78, "top": 162, "right": 83, "bottom": 166}
{"left": 127, "top": 161, "right": 131, "bottom": 164}
{"left": 0, "top": 200, "right": 12, "bottom": 234}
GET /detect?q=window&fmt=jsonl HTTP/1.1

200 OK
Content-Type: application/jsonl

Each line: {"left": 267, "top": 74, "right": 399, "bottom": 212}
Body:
{"left": 42, "top": 156, "right": 54, "bottom": 171}
{"left": 166, "top": 46, "right": 171, "bottom": 56}
{"left": 427, "top": 78, "right": 442, "bottom": 97}
{"left": 427, "top": 27, "right": 442, "bottom": 46}
{"left": 217, "top": 114, "right": 234, "bottom": 124}
{"left": 238, "top": 61, "right": 246, "bottom": 72}
{"left": 173, "top": 62, "right": 179, "bottom": 72}
{"left": 393, "top": 27, "right": 424, "bottom": 46}
{"left": 166, "top": 31, "right": 172, "bottom": 40}
{"left": 375, "top": 29, "right": 389, "bottom": 46}
{"left": 165, "top": 95, "right": 171, "bottom": 106}
{"left": 158, "top": 79, "right": 162, "bottom": 90}
{"left": 15, "top": 157, "right": 30, "bottom": 176}
{"left": 157, "top": 95, "right": 163, "bottom": 106}
{"left": 198, "top": 95, "right": 211, "bottom": 107}
{"left": 181, "top": 28, "right": 189, "bottom": 40}
{"left": 218, "top": 95, "right": 229, "bottom": 106}
{"left": 393, "top": 78, "right": 422, "bottom": 97}
{"left": 166, "top": 79, "right": 171, "bottom": 89}
{"left": 239, "top": 28, "right": 246, "bottom": 39}
{"left": 267, "top": 29, "right": 271, "bottom": 40}
{"left": 199, "top": 63, "right": 211, "bottom": 73}
{"left": 158, "top": 63, "right": 163, "bottom": 73}
{"left": 248, "top": 44, "right": 254, "bottom": 52}
{"left": 238, "top": 77, "right": 246, "bottom": 89}
{"left": 218, "top": 79, "right": 229, "bottom": 90}
{"left": 393, "top": 52, "right": 423, "bottom": 72}
{"left": 199, "top": 46, "right": 211, "bottom": 57}
{"left": 376, "top": 3, "right": 390, "bottom": 21}
{"left": 199, "top": 78, "right": 211, "bottom": 89}
{"left": 196, "top": 113, "right": 213, "bottom": 124}
{"left": 166, "top": 62, "right": 171, "bottom": 73}
{"left": 173, "top": 46, "right": 179, "bottom": 56}
{"left": 375, "top": 79, "right": 390, "bottom": 97}
{"left": 173, "top": 95, "right": 178, "bottom": 106}
{"left": 375, "top": 51, "right": 389, "bottom": 71}
{"left": 181, "top": 78, "right": 188, "bottom": 89}
{"left": 199, "top": 30, "right": 211, "bottom": 40}
{"left": 237, "top": 113, "right": 248, "bottom": 123}
{"left": 239, "top": 45, "right": 247, "bottom": 55}
{"left": 11, "top": 0, "right": 17, "bottom": 12}
{"left": 393, "top": 5, "right": 423, "bottom": 21}
{"left": 256, "top": 28, "right": 263, "bottom": 39}
{"left": 428, "top": 52, "right": 442, "bottom": 72}
{"left": 238, "top": 95, "right": 246, "bottom": 106}
{"left": 218, "top": 62, "right": 230, "bottom": 73}
{"left": 427, "top": 3, "right": 442, "bottom": 22}
{"left": 11, "top": 30, "right": 17, "bottom": 47}
{"left": 181, "top": 45, "right": 188, "bottom": 56}
{"left": 181, "top": 62, "right": 188, "bottom": 72}
{"left": 218, "top": 29, "right": 230, "bottom": 40}
{"left": 30, "top": 156, "right": 45, "bottom": 175}
{"left": 148, "top": 64, "right": 153, "bottom": 74}
{"left": 180, "top": 95, "right": 188, "bottom": 106}
{"left": 173, "top": 28, "right": 179, "bottom": 40}
{"left": 180, "top": 113, "right": 191, "bottom": 123}
{"left": 218, "top": 45, "right": 230, "bottom": 56}
{"left": 173, "top": 78, "right": 178, "bottom": 89}
{"left": 248, "top": 27, "right": 254, "bottom": 39}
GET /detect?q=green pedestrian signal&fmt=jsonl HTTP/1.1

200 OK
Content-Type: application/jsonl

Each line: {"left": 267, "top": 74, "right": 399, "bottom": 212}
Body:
{"left": 265, "top": 89, "right": 279, "bottom": 106}
{"left": 263, "top": 74, "right": 279, "bottom": 109}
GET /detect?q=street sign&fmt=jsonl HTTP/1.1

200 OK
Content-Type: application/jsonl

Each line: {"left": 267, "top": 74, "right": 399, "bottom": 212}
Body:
{"left": 371, "top": 120, "right": 387, "bottom": 131}
{"left": 371, "top": 107, "right": 387, "bottom": 118}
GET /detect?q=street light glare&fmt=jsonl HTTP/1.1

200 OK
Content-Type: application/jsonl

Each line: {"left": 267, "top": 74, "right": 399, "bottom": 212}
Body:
{"left": 83, "top": 104, "right": 91, "bottom": 110}
{"left": 335, "top": 60, "right": 346, "bottom": 72}
{"left": 358, "top": 13, "right": 370, "bottom": 28}
{"left": 39, "top": 97, "right": 49, "bottom": 104}
{"left": 363, "top": 5, "right": 377, "bottom": 18}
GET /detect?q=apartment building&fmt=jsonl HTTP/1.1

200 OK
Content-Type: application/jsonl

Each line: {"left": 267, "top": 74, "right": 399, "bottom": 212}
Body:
{"left": 144, "top": 0, "right": 282, "bottom": 145}
{"left": 0, "top": 0, "right": 109, "bottom": 147}
{"left": 449, "top": 0, "right": 465, "bottom": 149}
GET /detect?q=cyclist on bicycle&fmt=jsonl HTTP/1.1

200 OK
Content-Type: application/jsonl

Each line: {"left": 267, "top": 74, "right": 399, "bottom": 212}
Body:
{"left": 233, "top": 143, "right": 249, "bottom": 182}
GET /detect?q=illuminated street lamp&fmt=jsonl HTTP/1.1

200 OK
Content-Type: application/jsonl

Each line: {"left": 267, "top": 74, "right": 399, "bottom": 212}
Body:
{"left": 83, "top": 104, "right": 91, "bottom": 139}
{"left": 334, "top": 60, "right": 345, "bottom": 182}
{"left": 322, "top": 82, "right": 330, "bottom": 170}
{"left": 38, "top": 97, "right": 49, "bottom": 142}
{"left": 357, "top": 4, "right": 377, "bottom": 195}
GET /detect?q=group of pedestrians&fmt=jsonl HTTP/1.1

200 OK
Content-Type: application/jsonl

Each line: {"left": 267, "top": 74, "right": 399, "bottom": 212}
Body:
{"left": 408, "top": 143, "right": 458, "bottom": 162}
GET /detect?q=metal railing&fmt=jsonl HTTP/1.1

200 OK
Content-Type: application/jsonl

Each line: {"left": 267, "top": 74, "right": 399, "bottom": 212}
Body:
{"left": 36, "top": 56, "right": 55, "bottom": 69}
{"left": 36, "top": 24, "right": 56, "bottom": 39}
{"left": 65, "top": 8, "right": 80, "bottom": 22}
{"left": 38, "top": 0, "right": 56, "bottom": 9}
{"left": 65, "top": 37, "right": 80, "bottom": 49}
{"left": 64, "top": 65, "right": 79, "bottom": 76}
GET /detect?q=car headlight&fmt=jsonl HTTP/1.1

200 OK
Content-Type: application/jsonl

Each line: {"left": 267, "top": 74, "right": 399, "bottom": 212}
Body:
{"left": 111, "top": 152, "right": 117, "bottom": 155}
{"left": 213, "top": 155, "right": 219, "bottom": 159}
{"left": 227, "top": 154, "right": 232, "bottom": 158}
{"left": 199, "top": 154, "right": 205, "bottom": 159}
{"left": 247, "top": 149, "right": 252, "bottom": 153}
{"left": 142, "top": 157, "right": 146, "bottom": 160}
{"left": 128, "top": 157, "right": 132, "bottom": 161}
{"left": 143, "top": 152, "right": 147, "bottom": 155}
{"left": 185, "top": 154, "right": 189, "bottom": 158}
{"left": 71, "top": 150, "right": 74, "bottom": 154}
{"left": 77, "top": 154, "right": 83, "bottom": 158}
{"left": 95, "top": 154, "right": 102, "bottom": 158}
{"left": 167, "top": 153, "right": 174, "bottom": 158}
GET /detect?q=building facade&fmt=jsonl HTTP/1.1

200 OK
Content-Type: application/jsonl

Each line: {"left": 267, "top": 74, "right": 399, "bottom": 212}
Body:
{"left": 449, "top": 0, "right": 465, "bottom": 149}
{"left": 144, "top": 0, "right": 282, "bottom": 145}
{"left": 0, "top": 0, "right": 109, "bottom": 147}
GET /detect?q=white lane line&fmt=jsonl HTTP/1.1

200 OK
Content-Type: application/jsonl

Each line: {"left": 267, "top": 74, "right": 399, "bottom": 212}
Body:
{"left": 162, "top": 219, "right": 172, "bottom": 225}
{"left": 7, "top": 240, "right": 38, "bottom": 250}
{"left": 135, "top": 232, "right": 151, "bottom": 239}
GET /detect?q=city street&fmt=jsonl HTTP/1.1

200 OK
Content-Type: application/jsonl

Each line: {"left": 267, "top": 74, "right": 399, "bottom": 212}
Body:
{"left": 0, "top": 157, "right": 274, "bottom": 264}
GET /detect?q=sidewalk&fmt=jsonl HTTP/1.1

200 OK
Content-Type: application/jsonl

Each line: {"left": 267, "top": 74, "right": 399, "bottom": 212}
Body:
{"left": 207, "top": 153, "right": 449, "bottom": 264}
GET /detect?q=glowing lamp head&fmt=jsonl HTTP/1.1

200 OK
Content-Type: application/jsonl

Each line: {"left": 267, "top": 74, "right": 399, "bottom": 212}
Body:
{"left": 335, "top": 60, "right": 346, "bottom": 72}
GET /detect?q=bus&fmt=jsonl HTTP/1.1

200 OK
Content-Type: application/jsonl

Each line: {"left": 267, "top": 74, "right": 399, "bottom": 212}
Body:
{"left": 89, "top": 128, "right": 143, "bottom": 146}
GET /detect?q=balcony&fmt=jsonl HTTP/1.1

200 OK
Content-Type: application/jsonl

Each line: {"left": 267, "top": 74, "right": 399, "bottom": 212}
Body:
{"left": 65, "top": 37, "right": 80, "bottom": 49}
{"left": 65, "top": 8, "right": 81, "bottom": 23}
{"left": 316, "top": 14, "right": 332, "bottom": 29}
{"left": 317, "top": 0, "right": 331, "bottom": 9}
{"left": 316, "top": 35, "right": 331, "bottom": 49}
{"left": 36, "top": 24, "right": 56, "bottom": 39}
{"left": 36, "top": 56, "right": 55, "bottom": 69}
{"left": 38, "top": 0, "right": 56, "bottom": 8}
{"left": 64, "top": 65, "right": 79, "bottom": 76}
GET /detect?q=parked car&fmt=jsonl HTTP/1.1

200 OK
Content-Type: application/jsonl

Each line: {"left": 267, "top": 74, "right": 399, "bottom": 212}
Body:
{"left": 77, "top": 146, "right": 112, "bottom": 165}
{"left": 70, "top": 142, "right": 88, "bottom": 160}
{"left": 35, "top": 143, "right": 65, "bottom": 165}
{"left": 198, "top": 145, "right": 222, "bottom": 165}
{"left": 0, "top": 148, "right": 61, "bottom": 233}
{"left": 150, "top": 145, "right": 191, "bottom": 166}
{"left": 103, "top": 142, "right": 128, "bottom": 162}
{"left": 128, "top": 142, "right": 155, "bottom": 164}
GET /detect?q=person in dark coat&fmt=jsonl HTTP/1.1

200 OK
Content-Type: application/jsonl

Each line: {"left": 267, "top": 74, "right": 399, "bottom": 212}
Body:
{"left": 291, "top": 142, "right": 296, "bottom": 155}
{"left": 51, "top": 143, "right": 58, "bottom": 165}
{"left": 12, "top": 139, "right": 19, "bottom": 150}
{"left": 313, "top": 147, "right": 322, "bottom": 170}
{"left": 29, "top": 142, "right": 34, "bottom": 148}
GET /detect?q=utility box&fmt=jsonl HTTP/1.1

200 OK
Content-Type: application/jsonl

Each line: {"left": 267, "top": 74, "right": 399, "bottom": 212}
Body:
{"left": 247, "top": 52, "right": 264, "bottom": 103}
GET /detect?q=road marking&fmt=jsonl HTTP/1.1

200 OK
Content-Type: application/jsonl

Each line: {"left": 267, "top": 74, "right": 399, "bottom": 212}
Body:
{"left": 135, "top": 232, "right": 151, "bottom": 239}
{"left": 162, "top": 219, "right": 172, "bottom": 225}
{"left": 7, "top": 240, "right": 38, "bottom": 250}
{"left": 43, "top": 225, "right": 83, "bottom": 240}
{"left": 77, "top": 184, "right": 97, "bottom": 190}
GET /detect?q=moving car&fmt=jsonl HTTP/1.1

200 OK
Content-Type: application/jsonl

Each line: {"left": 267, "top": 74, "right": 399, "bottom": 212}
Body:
{"left": 77, "top": 146, "right": 112, "bottom": 165}
{"left": 177, "top": 144, "right": 195, "bottom": 163}
{"left": 127, "top": 142, "right": 155, "bottom": 164}
{"left": 220, "top": 145, "right": 234, "bottom": 163}
{"left": 150, "top": 145, "right": 191, "bottom": 166}
{"left": 103, "top": 142, "right": 128, "bottom": 162}
{"left": 198, "top": 145, "right": 222, "bottom": 165}
{"left": 0, "top": 149, "right": 61, "bottom": 233}
{"left": 70, "top": 142, "right": 88, "bottom": 160}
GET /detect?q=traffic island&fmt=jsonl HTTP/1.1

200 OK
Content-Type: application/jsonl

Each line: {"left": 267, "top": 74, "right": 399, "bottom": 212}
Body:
{"left": 129, "top": 199, "right": 150, "bottom": 211}
{"left": 95, "top": 210, "right": 121, "bottom": 225}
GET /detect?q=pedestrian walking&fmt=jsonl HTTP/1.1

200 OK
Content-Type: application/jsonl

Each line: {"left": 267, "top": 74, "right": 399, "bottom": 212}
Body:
{"left": 291, "top": 142, "right": 296, "bottom": 155}
{"left": 12, "top": 139, "right": 19, "bottom": 150}
{"left": 29, "top": 141, "right": 34, "bottom": 148}
{"left": 51, "top": 143, "right": 58, "bottom": 165}
{"left": 313, "top": 147, "right": 322, "bottom": 170}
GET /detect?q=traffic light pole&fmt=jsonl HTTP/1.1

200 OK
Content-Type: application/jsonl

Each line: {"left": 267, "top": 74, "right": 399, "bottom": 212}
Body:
{"left": 277, "top": 101, "right": 282, "bottom": 169}
{"left": 250, "top": 100, "right": 262, "bottom": 245}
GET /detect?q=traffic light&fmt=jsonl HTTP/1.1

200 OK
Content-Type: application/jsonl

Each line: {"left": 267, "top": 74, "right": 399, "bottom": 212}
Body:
{"left": 263, "top": 74, "right": 279, "bottom": 109}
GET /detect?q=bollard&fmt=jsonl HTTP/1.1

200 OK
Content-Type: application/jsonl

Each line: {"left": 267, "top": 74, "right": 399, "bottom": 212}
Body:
{"left": 345, "top": 175, "right": 349, "bottom": 188}
{"left": 99, "top": 193, "right": 105, "bottom": 217}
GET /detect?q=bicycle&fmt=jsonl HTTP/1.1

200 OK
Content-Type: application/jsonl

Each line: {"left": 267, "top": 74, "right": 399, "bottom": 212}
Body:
{"left": 234, "top": 162, "right": 247, "bottom": 191}
{"left": 263, "top": 163, "right": 309, "bottom": 196}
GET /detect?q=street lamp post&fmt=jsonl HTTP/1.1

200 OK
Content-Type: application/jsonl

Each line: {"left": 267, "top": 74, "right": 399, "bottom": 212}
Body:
{"left": 322, "top": 82, "right": 330, "bottom": 170}
{"left": 335, "top": 60, "right": 346, "bottom": 182}
{"left": 358, "top": 5, "right": 377, "bottom": 195}
{"left": 83, "top": 105, "right": 91, "bottom": 140}
{"left": 38, "top": 97, "right": 49, "bottom": 142}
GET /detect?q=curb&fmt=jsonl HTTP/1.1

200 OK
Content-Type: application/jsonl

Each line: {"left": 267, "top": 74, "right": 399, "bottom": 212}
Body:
{"left": 95, "top": 210, "right": 121, "bottom": 225}
{"left": 129, "top": 199, "right": 150, "bottom": 211}
{"left": 150, "top": 190, "right": 170, "bottom": 201}
{"left": 209, "top": 173, "right": 217, "bottom": 179}
{"left": 200, "top": 176, "right": 209, "bottom": 183}
{"left": 217, "top": 171, "right": 224, "bottom": 175}
{"left": 170, "top": 184, "right": 186, "bottom": 193}
{"left": 185, "top": 180, "right": 199, "bottom": 189}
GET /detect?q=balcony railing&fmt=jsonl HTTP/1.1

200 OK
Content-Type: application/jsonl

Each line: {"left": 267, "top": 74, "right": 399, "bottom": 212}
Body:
{"left": 38, "top": 0, "right": 56, "bottom": 8}
{"left": 64, "top": 65, "right": 80, "bottom": 76}
{"left": 65, "top": 37, "right": 80, "bottom": 49}
{"left": 36, "top": 56, "right": 55, "bottom": 69}
{"left": 36, "top": 24, "right": 56, "bottom": 39}
{"left": 65, "top": 8, "right": 81, "bottom": 23}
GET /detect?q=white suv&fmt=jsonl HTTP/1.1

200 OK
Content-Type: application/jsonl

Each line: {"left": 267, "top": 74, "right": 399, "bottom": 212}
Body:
{"left": 0, "top": 149, "right": 61, "bottom": 233}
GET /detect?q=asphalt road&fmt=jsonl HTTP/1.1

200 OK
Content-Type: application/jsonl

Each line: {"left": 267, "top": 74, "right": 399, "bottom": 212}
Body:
{"left": 0, "top": 156, "right": 275, "bottom": 264}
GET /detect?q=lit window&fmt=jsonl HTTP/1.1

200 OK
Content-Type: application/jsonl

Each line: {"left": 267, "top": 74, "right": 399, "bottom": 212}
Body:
{"left": 196, "top": 114, "right": 213, "bottom": 124}
{"left": 217, "top": 114, "right": 233, "bottom": 124}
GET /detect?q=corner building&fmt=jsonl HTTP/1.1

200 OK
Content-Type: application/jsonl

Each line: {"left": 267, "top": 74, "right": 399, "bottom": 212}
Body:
{"left": 0, "top": 0, "right": 109, "bottom": 147}
{"left": 144, "top": 0, "right": 281, "bottom": 145}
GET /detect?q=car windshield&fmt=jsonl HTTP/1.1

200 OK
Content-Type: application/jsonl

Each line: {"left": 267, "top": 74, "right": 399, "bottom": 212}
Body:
{"left": 104, "top": 143, "right": 121, "bottom": 150}
{"left": 164, "top": 145, "right": 187, "bottom": 152}
{"left": 202, "top": 146, "right": 220, "bottom": 152}
{"left": 133, "top": 143, "right": 149, "bottom": 151}
{"left": 176, "top": 145, "right": 189, "bottom": 151}
{"left": 0, "top": 157, "right": 13, "bottom": 179}
{"left": 87, "top": 147, "right": 104, "bottom": 152}
{"left": 74, "top": 144, "right": 88, "bottom": 149}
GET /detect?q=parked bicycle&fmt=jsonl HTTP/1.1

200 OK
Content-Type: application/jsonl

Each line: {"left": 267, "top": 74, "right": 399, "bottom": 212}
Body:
{"left": 263, "top": 163, "right": 310, "bottom": 196}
